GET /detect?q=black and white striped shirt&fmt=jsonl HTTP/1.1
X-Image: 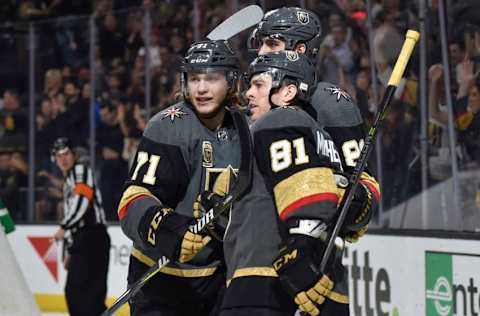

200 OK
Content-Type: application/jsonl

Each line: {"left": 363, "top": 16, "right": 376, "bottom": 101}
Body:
{"left": 61, "top": 164, "right": 106, "bottom": 231}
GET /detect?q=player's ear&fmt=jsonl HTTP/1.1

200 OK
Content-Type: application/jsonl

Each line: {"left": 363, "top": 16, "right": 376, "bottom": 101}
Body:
{"left": 284, "top": 84, "right": 298, "bottom": 104}
{"left": 295, "top": 43, "right": 307, "bottom": 55}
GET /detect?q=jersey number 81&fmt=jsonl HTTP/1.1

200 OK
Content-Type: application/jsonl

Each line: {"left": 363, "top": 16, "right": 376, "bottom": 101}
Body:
{"left": 270, "top": 138, "right": 310, "bottom": 172}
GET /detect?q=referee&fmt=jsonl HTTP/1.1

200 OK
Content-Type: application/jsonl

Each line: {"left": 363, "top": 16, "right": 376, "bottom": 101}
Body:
{"left": 51, "top": 137, "right": 110, "bottom": 316}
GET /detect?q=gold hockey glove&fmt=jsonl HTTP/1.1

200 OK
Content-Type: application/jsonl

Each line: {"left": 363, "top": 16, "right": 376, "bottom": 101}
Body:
{"left": 179, "top": 230, "right": 211, "bottom": 263}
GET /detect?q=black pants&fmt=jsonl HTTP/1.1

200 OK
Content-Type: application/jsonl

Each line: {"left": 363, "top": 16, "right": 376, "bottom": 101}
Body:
{"left": 65, "top": 225, "right": 110, "bottom": 316}
{"left": 128, "top": 256, "right": 224, "bottom": 316}
{"left": 220, "top": 277, "right": 349, "bottom": 316}
{"left": 220, "top": 300, "right": 349, "bottom": 316}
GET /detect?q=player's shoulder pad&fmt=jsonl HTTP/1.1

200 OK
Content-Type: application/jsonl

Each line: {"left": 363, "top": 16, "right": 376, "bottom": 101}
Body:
{"left": 312, "top": 81, "right": 363, "bottom": 127}
{"left": 143, "top": 102, "right": 198, "bottom": 146}
{"left": 251, "top": 106, "right": 316, "bottom": 133}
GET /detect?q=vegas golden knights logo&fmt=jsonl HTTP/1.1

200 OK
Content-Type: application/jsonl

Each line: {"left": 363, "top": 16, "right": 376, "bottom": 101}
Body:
{"left": 202, "top": 141, "right": 213, "bottom": 168}
{"left": 286, "top": 51, "right": 299, "bottom": 61}
{"left": 204, "top": 166, "right": 237, "bottom": 195}
{"left": 297, "top": 11, "right": 309, "bottom": 25}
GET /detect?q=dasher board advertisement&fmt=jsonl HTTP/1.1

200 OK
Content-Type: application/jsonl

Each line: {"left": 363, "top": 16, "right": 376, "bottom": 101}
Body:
{"left": 344, "top": 234, "right": 480, "bottom": 316}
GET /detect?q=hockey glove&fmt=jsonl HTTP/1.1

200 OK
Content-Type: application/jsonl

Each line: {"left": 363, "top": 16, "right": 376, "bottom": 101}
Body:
{"left": 139, "top": 206, "right": 211, "bottom": 263}
{"left": 335, "top": 173, "right": 373, "bottom": 242}
{"left": 343, "top": 182, "right": 372, "bottom": 243}
{"left": 273, "top": 236, "right": 334, "bottom": 316}
{"left": 193, "top": 191, "right": 229, "bottom": 241}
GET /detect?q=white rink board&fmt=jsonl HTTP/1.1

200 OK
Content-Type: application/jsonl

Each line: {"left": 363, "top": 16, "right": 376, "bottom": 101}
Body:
{"left": 344, "top": 234, "right": 480, "bottom": 316}
{"left": 8, "top": 226, "right": 480, "bottom": 316}
{"left": 7, "top": 225, "right": 131, "bottom": 298}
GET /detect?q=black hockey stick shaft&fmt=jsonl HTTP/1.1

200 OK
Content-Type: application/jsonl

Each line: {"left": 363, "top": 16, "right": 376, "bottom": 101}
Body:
{"left": 319, "top": 30, "right": 420, "bottom": 273}
{"left": 102, "top": 109, "right": 252, "bottom": 316}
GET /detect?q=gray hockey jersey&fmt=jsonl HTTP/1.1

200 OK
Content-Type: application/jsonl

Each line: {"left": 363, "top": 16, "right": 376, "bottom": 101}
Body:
{"left": 311, "top": 81, "right": 380, "bottom": 213}
{"left": 119, "top": 102, "right": 241, "bottom": 277}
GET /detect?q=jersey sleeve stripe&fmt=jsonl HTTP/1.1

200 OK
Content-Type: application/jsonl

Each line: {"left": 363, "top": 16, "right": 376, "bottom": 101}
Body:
{"left": 73, "top": 183, "right": 94, "bottom": 201}
{"left": 280, "top": 192, "right": 339, "bottom": 221}
{"left": 118, "top": 185, "right": 161, "bottom": 220}
{"left": 273, "top": 167, "right": 338, "bottom": 219}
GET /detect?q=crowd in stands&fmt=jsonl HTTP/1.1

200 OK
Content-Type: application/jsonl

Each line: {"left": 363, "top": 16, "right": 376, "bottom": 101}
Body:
{"left": 0, "top": 0, "right": 479, "bottom": 224}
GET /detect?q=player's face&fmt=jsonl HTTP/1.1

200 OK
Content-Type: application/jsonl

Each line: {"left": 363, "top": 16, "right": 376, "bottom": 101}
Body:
{"left": 188, "top": 71, "right": 228, "bottom": 118}
{"left": 245, "top": 73, "right": 272, "bottom": 122}
{"left": 258, "top": 37, "right": 286, "bottom": 55}
{"left": 55, "top": 149, "right": 75, "bottom": 174}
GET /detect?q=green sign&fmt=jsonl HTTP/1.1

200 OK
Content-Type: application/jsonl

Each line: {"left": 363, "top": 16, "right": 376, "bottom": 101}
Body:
{"left": 425, "top": 252, "right": 453, "bottom": 316}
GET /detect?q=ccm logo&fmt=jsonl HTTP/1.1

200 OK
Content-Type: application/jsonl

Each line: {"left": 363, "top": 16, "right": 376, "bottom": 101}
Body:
{"left": 147, "top": 208, "right": 172, "bottom": 246}
{"left": 273, "top": 249, "right": 298, "bottom": 270}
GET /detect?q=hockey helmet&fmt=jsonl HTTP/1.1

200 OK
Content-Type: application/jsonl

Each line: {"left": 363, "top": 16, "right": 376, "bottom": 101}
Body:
{"left": 248, "top": 7, "right": 322, "bottom": 58}
{"left": 181, "top": 40, "right": 240, "bottom": 98}
{"left": 50, "top": 137, "right": 72, "bottom": 162}
{"left": 248, "top": 51, "right": 317, "bottom": 104}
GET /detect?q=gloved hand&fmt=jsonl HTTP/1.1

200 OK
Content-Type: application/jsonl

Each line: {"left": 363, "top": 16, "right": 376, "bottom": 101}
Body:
{"left": 344, "top": 224, "right": 368, "bottom": 243}
{"left": 335, "top": 172, "right": 373, "bottom": 241}
{"left": 139, "top": 206, "right": 211, "bottom": 263}
{"left": 193, "top": 191, "right": 229, "bottom": 241}
{"left": 273, "top": 236, "right": 334, "bottom": 316}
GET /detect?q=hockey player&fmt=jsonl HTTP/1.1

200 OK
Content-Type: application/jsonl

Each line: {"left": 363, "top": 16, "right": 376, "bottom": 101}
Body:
{"left": 51, "top": 137, "right": 110, "bottom": 316}
{"left": 249, "top": 6, "right": 380, "bottom": 245}
{"left": 221, "top": 51, "right": 346, "bottom": 316}
{"left": 118, "top": 40, "right": 243, "bottom": 315}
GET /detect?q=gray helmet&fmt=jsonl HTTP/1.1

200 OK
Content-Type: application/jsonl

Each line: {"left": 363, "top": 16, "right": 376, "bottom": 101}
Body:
{"left": 181, "top": 40, "right": 240, "bottom": 99}
{"left": 248, "top": 51, "right": 317, "bottom": 104}
{"left": 182, "top": 40, "right": 239, "bottom": 73}
{"left": 248, "top": 7, "right": 322, "bottom": 58}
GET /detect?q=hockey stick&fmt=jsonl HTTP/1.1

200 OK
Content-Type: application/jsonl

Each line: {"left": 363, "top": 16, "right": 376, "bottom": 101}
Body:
{"left": 318, "top": 30, "right": 420, "bottom": 274}
{"left": 206, "top": 5, "right": 264, "bottom": 40}
{"left": 102, "top": 109, "right": 252, "bottom": 316}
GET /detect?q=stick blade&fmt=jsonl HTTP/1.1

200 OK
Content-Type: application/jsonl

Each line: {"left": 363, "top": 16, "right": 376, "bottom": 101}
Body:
{"left": 207, "top": 5, "right": 264, "bottom": 40}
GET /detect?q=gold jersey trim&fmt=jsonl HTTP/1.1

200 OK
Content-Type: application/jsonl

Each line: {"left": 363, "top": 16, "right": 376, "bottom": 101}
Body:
{"left": 226, "top": 266, "right": 349, "bottom": 304}
{"left": 131, "top": 247, "right": 217, "bottom": 278}
{"left": 118, "top": 185, "right": 160, "bottom": 215}
{"left": 273, "top": 167, "right": 337, "bottom": 216}
{"left": 226, "top": 267, "right": 278, "bottom": 287}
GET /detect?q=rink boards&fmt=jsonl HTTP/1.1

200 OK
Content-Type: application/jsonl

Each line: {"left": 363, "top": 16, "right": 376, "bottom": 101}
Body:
{"left": 7, "top": 225, "right": 480, "bottom": 316}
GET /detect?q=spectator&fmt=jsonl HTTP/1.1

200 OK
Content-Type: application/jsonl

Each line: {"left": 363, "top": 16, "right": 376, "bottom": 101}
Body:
{"left": 96, "top": 99, "right": 128, "bottom": 220}
{"left": 43, "top": 69, "right": 63, "bottom": 98}
{"left": 319, "top": 20, "right": 355, "bottom": 84}
{"left": 0, "top": 150, "right": 28, "bottom": 220}
{"left": 455, "top": 59, "right": 480, "bottom": 165}
{"left": 0, "top": 90, "right": 27, "bottom": 138}
{"left": 125, "top": 9, "right": 144, "bottom": 65}
{"left": 98, "top": 13, "right": 126, "bottom": 62}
